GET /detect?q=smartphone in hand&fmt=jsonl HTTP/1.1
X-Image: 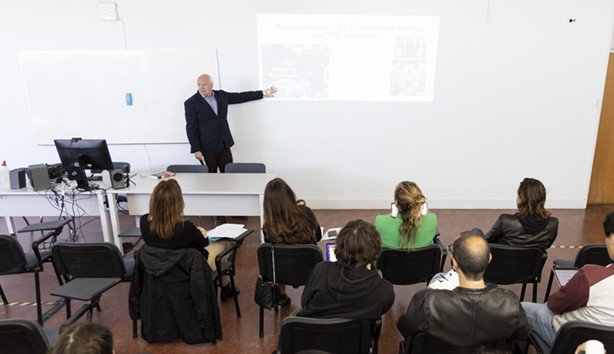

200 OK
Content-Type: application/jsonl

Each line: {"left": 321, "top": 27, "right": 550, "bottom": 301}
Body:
{"left": 391, "top": 202, "right": 398, "bottom": 217}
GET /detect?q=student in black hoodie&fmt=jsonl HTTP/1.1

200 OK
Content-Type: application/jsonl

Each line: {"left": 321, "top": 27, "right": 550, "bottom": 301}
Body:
{"left": 479, "top": 177, "right": 558, "bottom": 253}
{"left": 298, "top": 219, "right": 395, "bottom": 320}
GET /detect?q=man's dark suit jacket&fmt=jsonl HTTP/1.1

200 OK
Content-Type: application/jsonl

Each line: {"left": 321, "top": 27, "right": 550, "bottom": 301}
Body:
{"left": 184, "top": 89, "right": 263, "bottom": 155}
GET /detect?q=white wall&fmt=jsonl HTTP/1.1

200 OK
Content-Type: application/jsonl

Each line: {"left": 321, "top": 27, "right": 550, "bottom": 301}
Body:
{"left": 1, "top": 0, "right": 613, "bottom": 209}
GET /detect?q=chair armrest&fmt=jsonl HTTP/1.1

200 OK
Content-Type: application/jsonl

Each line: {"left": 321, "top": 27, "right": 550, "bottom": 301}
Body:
{"left": 215, "top": 243, "right": 238, "bottom": 273}
{"left": 31, "top": 230, "right": 62, "bottom": 267}
{"left": 434, "top": 238, "right": 447, "bottom": 272}
{"left": 27, "top": 218, "right": 73, "bottom": 267}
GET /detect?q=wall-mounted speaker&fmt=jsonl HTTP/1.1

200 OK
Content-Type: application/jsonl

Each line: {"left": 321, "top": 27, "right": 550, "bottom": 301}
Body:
{"left": 110, "top": 169, "right": 126, "bottom": 189}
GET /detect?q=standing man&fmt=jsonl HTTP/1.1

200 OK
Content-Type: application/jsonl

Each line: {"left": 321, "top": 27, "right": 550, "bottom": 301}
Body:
{"left": 184, "top": 74, "right": 277, "bottom": 173}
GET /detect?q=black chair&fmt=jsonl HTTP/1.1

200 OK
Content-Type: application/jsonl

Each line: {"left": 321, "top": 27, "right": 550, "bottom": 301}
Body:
{"left": 50, "top": 242, "right": 130, "bottom": 321}
{"left": 166, "top": 164, "right": 209, "bottom": 173}
{"left": 257, "top": 243, "right": 324, "bottom": 337}
{"left": 530, "top": 321, "right": 614, "bottom": 354}
{"left": 484, "top": 244, "right": 544, "bottom": 302}
{"left": 224, "top": 162, "right": 265, "bottom": 220}
{"left": 274, "top": 316, "right": 379, "bottom": 354}
{"left": 377, "top": 238, "right": 447, "bottom": 286}
{"left": 211, "top": 229, "right": 253, "bottom": 318}
{"left": 401, "top": 331, "right": 527, "bottom": 354}
{"left": 129, "top": 245, "right": 222, "bottom": 344}
{"left": 224, "top": 162, "right": 266, "bottom": 173}
{"left": 543, "top": 244, "right": 611, "bottom": 301}
{"left": 117, "top": 226, "right": 142, "bottom": 254}
{"left": 0, "top": 218, "right": 72, "bottom": 325}
{"left": 0, "top": 318, "right": 59, "bottom": 354}
{"left": 214, "top": 242, "right": 241, "bottom": 316}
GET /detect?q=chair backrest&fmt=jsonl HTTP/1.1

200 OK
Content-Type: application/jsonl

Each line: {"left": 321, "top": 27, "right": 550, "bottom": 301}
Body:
{"left": 402, "top": 331, "right": 515, "bottom": 354}
{"left": 484, "top": 244, "right": 543, "bottom": 284}
{"left": 0, "top": 318, "right": 50, "bottom": 354}
{"left": 549, "top": 321, "right": 614, "bottom": 354}
{"left": 166, "top": 164, "right": 209, "bottom": 173}
{"left": 0, "top": 235, "right": 28, "bottom": 274}
{"left": 278, "top": 317, "right": 371, "bottom": 354}
{"left": 377, "top": 245, "right": 442, "bottom": 285}
{"left": 574, "top": 244, "right": 612, "bottom": 267}
{"left": 224, "top": 162, "right": 266, "bottom": 173}
{"left": 257, "top": 243, "right": 323, "bottom": 287}
{"left": 51, "top": 242, "right": 127, "bottom": 281}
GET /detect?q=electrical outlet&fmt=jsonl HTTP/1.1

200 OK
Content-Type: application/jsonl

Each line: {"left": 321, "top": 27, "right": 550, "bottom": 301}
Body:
{"left": 97, "top": 2, "right": 119, "bottom": 21}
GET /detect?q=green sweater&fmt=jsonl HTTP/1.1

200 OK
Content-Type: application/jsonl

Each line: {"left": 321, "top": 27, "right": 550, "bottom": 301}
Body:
{"left": 374, "top": 213, "right": 437, "bottom": 249}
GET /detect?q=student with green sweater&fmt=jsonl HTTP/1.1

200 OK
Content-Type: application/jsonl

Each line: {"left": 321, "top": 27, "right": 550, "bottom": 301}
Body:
{"left": 374, "top": 181, "right": 437, "bottom": 249}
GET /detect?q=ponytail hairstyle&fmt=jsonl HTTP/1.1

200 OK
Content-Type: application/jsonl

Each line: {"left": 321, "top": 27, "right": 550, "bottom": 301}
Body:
{"left": 394, "top": 181, "right": 426, "bottom": 249}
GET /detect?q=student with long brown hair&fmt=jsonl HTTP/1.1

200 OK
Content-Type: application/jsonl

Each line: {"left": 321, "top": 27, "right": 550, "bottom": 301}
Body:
{"left": 374, "top": 181, "right": 437, "bottom": 250}
{"left": 262, "top": 177, "right": 321, "bottom": 244}
{"left": 481, "top": 177, "right": 558, "bottom": 252}
{"left": 262, "top": 177, "right": 321, "bottom": 304}
{"left": 139, "top": 178, "right": 236, "bottom": 301}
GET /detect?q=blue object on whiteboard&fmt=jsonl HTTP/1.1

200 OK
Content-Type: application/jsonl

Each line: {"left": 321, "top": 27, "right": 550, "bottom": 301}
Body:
{"left": 126, "top": 93, "right": 132, "bottom": 106}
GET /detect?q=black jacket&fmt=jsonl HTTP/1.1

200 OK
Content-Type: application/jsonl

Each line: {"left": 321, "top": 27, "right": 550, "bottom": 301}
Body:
{"left": 184, "top": 89, "right": 263, "bottom": 154}
{"left": 397, "top": 284, "right": 530, "bottom": 348}
{"left": 298, "top": 261, "right": 394, "bottom": 320}
{"left": 485, "top": 214, "right": 558, "bottom": 252}
{"left": 128, "top": 245, "right": 222, "bottom": 344}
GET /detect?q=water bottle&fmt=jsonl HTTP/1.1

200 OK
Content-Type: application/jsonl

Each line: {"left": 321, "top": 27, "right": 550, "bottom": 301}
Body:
{"left": 0, "top": 161, "right": 10, "bottom": 189}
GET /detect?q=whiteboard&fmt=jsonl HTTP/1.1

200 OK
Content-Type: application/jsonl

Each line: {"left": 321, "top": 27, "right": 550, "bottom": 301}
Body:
{"left": 19, "top": 50, "right": 219, "bottom": 145}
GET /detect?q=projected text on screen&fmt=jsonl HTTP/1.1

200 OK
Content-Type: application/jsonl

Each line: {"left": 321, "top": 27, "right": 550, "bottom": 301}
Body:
{"left": 258, "top": 14, "right": 439, "bottom": 101}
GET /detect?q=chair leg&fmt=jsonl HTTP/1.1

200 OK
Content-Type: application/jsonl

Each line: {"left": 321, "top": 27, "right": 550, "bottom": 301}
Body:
{"left": 50, "top": 261, "right": 64, "bottom": 286}
{"left": 259, "top": 305, "right": 264, "bottom": 337}
{"left": 65, "top": 299, "right": 72, "bottom": 319}
{"left": 34, "top": 271, "right": 43, "bottom": 325}
{"left": 533, "top": 281, "right": 538, "bottom": 302}
{"left": 371, "top": 319, "right": 382, "bottom": 354}
{"left": 544, "top": 270, "right": 555, "bottom": 302}
{"left": 229, "top": 275, "right": 241, "bottom": 317}
{"left": 0, "top": 284, "right": 8, "bottom": 304}
{"left": 519, "top": 283, "right": 527, "bottom": 301}
{"left": 133, "top": 319, "right": 138, "bottom": 338}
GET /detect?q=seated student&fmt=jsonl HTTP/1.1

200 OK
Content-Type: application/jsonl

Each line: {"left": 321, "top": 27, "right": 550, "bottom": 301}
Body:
{"left": 521, "top": 212, "right": 614, "bottom": 349}
{"left": 49, "top": 322, "right": 113, "bottom": 354}
{"left": 374, "top": 181, "right": 437, "bottom": 250}
{"left": 139, "top": 179, "right": 236, "bottom": 301}
{"left": 297, "top": 219, "right": 394, "bottom": 320}
{"left": 262, "top": 177, "right": 322, "bottom": 305}
{"left": 477, "top": 177, "right": 558, "bottom": 252}
{"left": 397, "top": 231, "right": 530, "bottom": 351}
{"left": 262, "top": 177, "right": 321, "bottom": 244}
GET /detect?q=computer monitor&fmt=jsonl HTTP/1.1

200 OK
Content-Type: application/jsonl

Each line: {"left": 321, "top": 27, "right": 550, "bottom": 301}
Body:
{"left": 54, "top": 138, "right": 114, "bottom": 190}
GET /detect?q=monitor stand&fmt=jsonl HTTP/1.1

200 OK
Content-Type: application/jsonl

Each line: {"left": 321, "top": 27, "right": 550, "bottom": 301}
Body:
{"left": 66, "top": 166, "right": 93, "bottom": 191}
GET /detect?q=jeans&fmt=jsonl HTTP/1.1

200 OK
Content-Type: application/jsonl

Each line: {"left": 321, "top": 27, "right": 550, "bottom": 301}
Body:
{"left": 521, "top": 302, "right": 557, "bottom": 347}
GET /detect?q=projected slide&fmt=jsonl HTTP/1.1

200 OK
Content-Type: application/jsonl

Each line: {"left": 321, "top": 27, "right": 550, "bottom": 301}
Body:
{"left": 258, "top": 14, "right": 439, "bottom": 101}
